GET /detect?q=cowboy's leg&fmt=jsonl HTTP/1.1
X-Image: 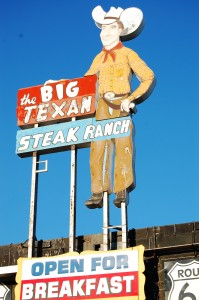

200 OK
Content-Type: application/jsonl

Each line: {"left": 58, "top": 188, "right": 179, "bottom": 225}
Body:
{"left": 90, "top": 139, "right": 112, "bottom": 193}
{"left": 86, "top": 96, "right": 113, "bottom": 208}
{"left": 102, "top": 139, "right": 113, "bottom": 194}
{"left": 113, "top": 121, "right": 136, "bottom": 193}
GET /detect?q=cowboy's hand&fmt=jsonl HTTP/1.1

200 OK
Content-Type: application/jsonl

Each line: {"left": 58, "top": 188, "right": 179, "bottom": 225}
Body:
{"left": 121, "top": 98, "right": 131, "bottom": 112}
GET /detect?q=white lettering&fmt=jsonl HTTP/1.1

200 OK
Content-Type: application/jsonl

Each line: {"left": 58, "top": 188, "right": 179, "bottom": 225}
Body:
{"left": 22, "top": 283, "right": 33, "bottom": 300}
{"left": 123, "top": 275, "right": 134, "bottom": 293}
{"left": 94, "top": 124, "right": 103, "bottom": 138}
{"left": 121, "top": 119, "right": 130, "bottom": 133}
{"left": 32, "top": 133, "right": 44, "bottom": 149}
{"left": 19, "top": 92, "right": 95, "bottom": 125}
{"left": 37, "top": 104, "right": 49, "bottom": 122}
{"left": 24, "top": 106, "right": 37, "bottom": 124}
{"left": 73, "top": 279, "right": 85, "bottom": 296}
{"left": 66, "top": 127, "right": 79, "bottom": 142}
{"left": 104, "top": 122, "right": 114, "bottom": 136}
{"left": 67, "top": 99, "right": 79, "bottom": 116}
{"left": 83, "top": 125, "right": 95, "bottom": 140}
{"left": 96, "top": 277, "right": 109, "bottom": 295}
{"left": 113, "top": 121, "right": 121, "bottom": 135}
{"left": 56, "top": 83, "right": 64, "bottom": 100}
{"left": 59, "top": 281, "right": 72, "bottom": 297}
{"left": 20, "top": 94, "right": 36, "bottom": 105}
{"left": 21, "top": 273, "right": 136, "bottom": 299}
{"left": 40, "top": 86, "right": 53, "bottom": 102}
{"left": 18, "top": 136, "right": 31, "bottom": 151}
{"left": 53, "top": 130, "right": 65, "bottom": 145}
{"left": 110, "top": 276, "right": 122, "bottom": 293}
{"left": 35, "top": 282, "right": 47, "bottom": 299}
{"left": 42, "top": 132, "right": 54, "bottom": 147}
{"left": 66, "top": 81, "right": 79, "bottom": 97}
{"left": 47, "top": 281, "right": 59, "bottom": 298}
{"left": 86, "top": 278, "right": 96, "bottom": 296}
{"left": 81, "top": 96, "right": 92, "bottom": 113}
{"left": 51, "top": 102, "right": 66, "bottom": 118}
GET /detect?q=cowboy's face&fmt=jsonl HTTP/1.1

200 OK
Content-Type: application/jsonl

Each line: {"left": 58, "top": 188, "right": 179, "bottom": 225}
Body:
{"left": 100, "top": 21, "right": 122, "bottom": 49}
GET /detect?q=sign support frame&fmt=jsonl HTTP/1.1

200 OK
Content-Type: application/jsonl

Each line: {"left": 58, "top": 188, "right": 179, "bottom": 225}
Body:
{"left": 103, "top": 192, "right": 128, "bottom": 250}
{"left": 27, "top": 126, "right": 39, "bottom": 258}
{"left": 102, "top": 192, "right": 109, "bottom": 251}
{"left": 121, "top": 201, "right": 128, "bottom": 248}
{"left": 69, "top": 117, "right": 77, "bottom": 252}
{"left": 27, "top": 124, "right": 49, "bottom": 258}
{"left": 69, "top": 144, "right": 76, "bottom": 252}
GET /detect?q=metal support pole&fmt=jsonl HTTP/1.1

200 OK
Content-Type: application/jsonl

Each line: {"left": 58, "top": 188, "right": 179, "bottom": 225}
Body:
{"left": 28, "top": 150, "right": 39, "bottom": 258}
{"left": 103, "top": 191, "right": 109, "bottom": 251}
{"left": 27, "top": 124, "right": 48, "bottom": 258}
{"left": 102, "top": 192, "right": 128, "bottom": 250}
{"left": 121, "top": 202, "right": 128, "bottom": 249}
{"left": 69, "top": 118, "right": 77, "bottom": 252}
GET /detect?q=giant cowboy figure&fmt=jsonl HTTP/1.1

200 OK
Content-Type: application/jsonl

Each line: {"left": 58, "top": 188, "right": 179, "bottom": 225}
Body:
{"left": 84, "top": 6, "right": 156, "bottom": 209}
{"left": 45, "top": 6, "right": 156, "bottom": 209}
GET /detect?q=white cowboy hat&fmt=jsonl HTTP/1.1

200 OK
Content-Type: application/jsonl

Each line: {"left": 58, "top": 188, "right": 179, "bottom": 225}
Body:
{"left": 92, "top": 6, "right": 144, "bottom": 41}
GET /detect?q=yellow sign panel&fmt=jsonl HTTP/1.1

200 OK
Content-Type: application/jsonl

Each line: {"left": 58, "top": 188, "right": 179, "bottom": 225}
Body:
{"left": 15, "top": 246, "right": 145, "bottom": 300}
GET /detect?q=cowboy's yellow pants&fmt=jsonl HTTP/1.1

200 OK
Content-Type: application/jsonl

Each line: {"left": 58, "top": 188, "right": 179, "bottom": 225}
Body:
{"left": 90, "top": 121, "right": 135, "bottom": 194}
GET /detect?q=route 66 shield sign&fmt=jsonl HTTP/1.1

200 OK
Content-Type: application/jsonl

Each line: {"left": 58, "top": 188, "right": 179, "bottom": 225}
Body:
{"left": 0, "top": 283, "right": 11, "bottom": 300}
{"left": 167, "top": 260, "right": 199, "bottom": 300}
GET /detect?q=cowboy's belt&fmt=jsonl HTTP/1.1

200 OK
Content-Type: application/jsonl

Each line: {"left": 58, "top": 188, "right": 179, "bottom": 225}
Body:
{"left": 102, "top": 92, "right": 128, "bottom": 110}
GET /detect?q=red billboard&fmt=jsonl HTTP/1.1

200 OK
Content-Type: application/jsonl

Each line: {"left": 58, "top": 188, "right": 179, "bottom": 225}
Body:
{"left": 16, "top": 75, "right": 97, "bottom": 128}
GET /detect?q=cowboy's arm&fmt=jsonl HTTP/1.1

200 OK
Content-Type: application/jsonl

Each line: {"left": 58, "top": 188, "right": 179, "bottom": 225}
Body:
{"left": 127, "top": 51, "right": 156, "bottom": 105}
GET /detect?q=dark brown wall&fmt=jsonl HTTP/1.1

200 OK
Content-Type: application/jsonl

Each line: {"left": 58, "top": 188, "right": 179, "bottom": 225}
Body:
{"left": 1, "top": 221, "right": 199, "bottom": 300}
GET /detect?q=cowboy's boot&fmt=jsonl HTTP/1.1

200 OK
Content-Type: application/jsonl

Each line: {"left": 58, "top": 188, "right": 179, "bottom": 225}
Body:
{"left": 85, "top": 192, "right": 103, "bottom": 209}
{"left": 113, "top": 189, "right": 129, "bottom": 208}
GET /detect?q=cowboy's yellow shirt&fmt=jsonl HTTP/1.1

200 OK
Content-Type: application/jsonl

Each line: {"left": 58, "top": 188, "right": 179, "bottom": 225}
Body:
{"left": 84, "top": 46, "right": 155, "bottom": 104}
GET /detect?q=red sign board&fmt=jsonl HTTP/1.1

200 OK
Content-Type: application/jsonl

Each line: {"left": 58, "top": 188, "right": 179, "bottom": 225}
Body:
{"left": 17, "top": 75, "right": 97, "bottom": 128}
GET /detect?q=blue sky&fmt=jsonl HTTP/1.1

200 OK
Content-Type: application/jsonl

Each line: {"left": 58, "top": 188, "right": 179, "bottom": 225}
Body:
{"left": 0, "top": 0, "right": 198, "bottom": 246}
